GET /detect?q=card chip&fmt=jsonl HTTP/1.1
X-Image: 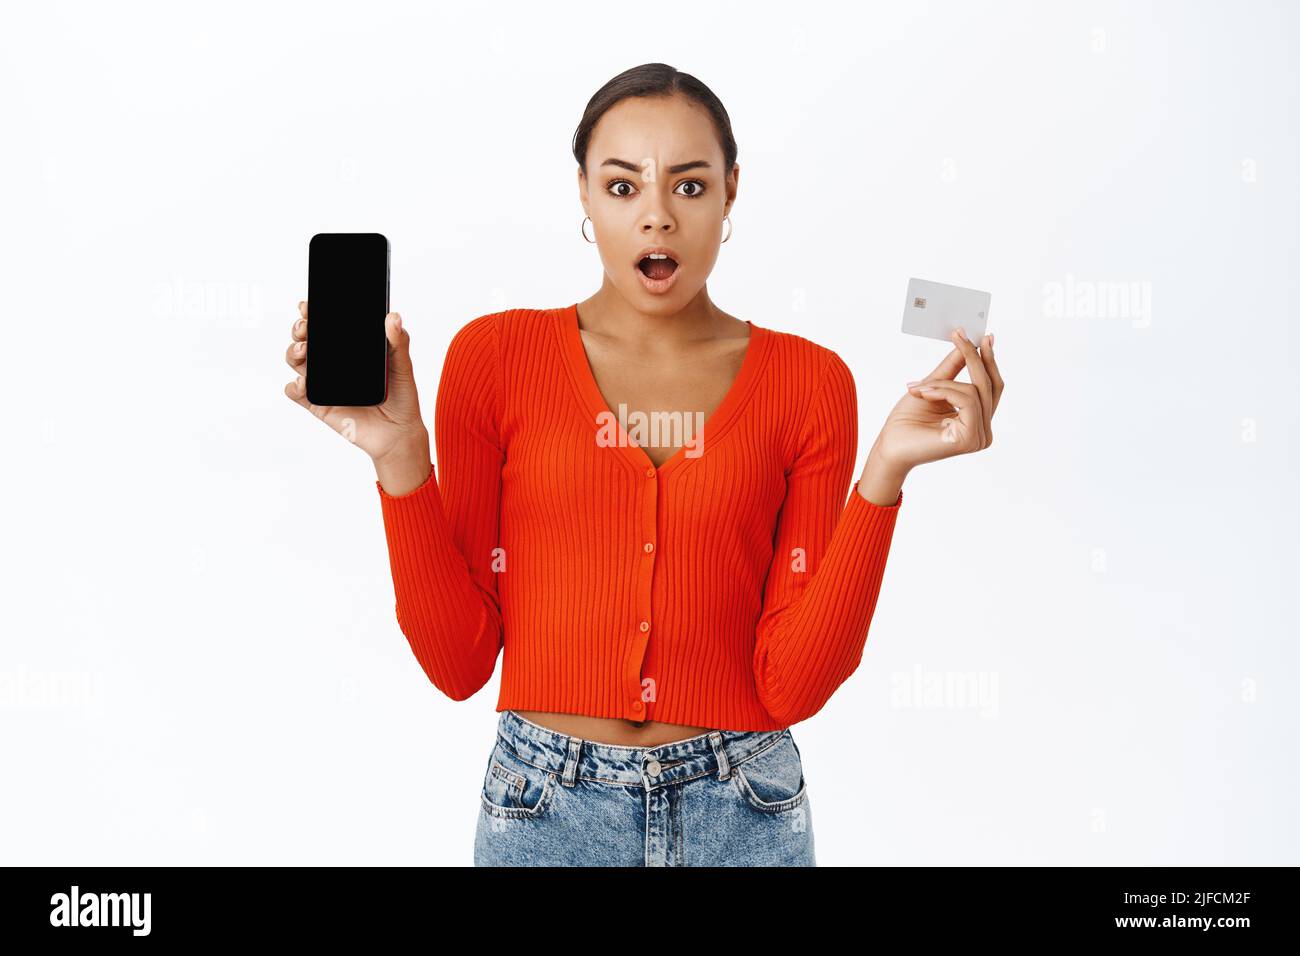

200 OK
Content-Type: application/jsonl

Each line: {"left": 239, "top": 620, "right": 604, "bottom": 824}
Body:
{"left": 913, "top": 297, "right": 926, "bottom": 308}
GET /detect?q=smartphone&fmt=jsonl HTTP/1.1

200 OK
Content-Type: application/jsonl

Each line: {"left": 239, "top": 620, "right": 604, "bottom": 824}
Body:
{"left": 900, "top": 277, "right": 991, "bottom": 345}
{"left": 305, "top": 233, "right": 390, "bottom": 406}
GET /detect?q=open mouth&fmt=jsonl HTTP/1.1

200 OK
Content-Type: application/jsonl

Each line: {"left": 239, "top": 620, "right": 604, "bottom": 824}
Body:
{"left": 637, "top": 255, "right": 679, "bottom": 281}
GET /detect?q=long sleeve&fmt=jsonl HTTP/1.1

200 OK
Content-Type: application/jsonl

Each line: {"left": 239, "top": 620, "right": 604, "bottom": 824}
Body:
{"left": 752, "top": 349, "right": 903, "bottom": 726}
{"left": 375, "top": 312, "right": 505, "bottom": 700}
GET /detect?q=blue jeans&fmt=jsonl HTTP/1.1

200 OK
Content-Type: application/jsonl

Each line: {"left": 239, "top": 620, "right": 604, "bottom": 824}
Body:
{"left": 473, "top": 709, "right": 815, "bottom": 866}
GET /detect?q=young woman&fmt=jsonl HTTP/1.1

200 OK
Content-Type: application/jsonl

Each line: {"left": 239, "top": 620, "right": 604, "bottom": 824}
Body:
{"left": 284, "top": 63, "right": 1004, "bottom": 866}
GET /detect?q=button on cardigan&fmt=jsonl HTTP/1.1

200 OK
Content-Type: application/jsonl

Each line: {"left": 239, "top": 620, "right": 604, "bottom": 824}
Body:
{"left": 375, "top": 304, "right": 903, "bottom": 731}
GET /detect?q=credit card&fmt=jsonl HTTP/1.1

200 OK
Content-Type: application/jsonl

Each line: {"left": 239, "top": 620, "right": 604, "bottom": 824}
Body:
{"left": 901, "top": 277, "right": 991, "bottom": 345}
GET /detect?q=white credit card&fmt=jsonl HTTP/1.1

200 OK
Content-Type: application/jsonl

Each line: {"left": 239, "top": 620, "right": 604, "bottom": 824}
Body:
{"left": 901, "top": 277, "right": 991, "bottom": 345}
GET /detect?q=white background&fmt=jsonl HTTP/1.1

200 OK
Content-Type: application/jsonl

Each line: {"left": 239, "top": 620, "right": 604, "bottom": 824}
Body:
{"left": 2, "top": 0, "right": 1296, "bottom": 865}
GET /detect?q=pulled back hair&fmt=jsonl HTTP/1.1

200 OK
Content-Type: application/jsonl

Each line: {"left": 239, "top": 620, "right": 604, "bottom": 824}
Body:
{"left": 571, "top": 63, "right": 738, "bottom": 177}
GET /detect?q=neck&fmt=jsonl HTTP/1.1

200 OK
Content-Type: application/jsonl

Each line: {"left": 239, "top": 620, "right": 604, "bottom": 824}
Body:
{"left": 577, "top": 277, "right": 733, "bottom": 351}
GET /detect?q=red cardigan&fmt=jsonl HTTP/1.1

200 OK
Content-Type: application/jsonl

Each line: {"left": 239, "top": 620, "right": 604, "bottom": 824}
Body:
{"left": 375, "top": 304, "right": 903, "bottom": 730}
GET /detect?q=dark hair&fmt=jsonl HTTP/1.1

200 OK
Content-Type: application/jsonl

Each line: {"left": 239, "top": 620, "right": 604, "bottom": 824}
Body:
{"left": 571, "top": 63, "right": 738, "bottom": 178}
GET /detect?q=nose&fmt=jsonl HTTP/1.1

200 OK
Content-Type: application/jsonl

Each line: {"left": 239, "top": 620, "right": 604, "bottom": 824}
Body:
{"left": 637, "top": 188, "right": 675, "bottom": 234}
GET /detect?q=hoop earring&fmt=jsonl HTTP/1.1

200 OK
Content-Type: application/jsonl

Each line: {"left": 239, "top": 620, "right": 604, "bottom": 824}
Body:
{"left": 581, "top": 216, "right": 595, "bottom": 243}
{"left": 721, "top": 215, "right": 732, "bottom": 243}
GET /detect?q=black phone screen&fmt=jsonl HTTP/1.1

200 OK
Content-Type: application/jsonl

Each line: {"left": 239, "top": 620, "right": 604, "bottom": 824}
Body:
{"left": 305, "top": 233, "right": 389, "bottom": 406}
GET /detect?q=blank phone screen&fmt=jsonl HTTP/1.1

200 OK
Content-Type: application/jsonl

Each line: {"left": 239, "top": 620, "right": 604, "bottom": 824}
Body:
{"left": 306, "top": 233, "right": 389, "bottom": 406}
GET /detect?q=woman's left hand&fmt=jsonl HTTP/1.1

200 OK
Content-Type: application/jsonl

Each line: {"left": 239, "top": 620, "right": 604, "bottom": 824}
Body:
{"left": 859, "top": 327, "right": 1005, "bottom": 497}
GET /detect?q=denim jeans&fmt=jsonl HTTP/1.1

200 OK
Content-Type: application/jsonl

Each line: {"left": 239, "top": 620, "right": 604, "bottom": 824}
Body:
{"left": 473, "top": 709, "right": 815, "bottom": 866}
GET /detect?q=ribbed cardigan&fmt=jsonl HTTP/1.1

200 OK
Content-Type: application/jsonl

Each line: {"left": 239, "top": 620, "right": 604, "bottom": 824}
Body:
{"left": 375, "top": 303, "right": 903, "bottom": 731}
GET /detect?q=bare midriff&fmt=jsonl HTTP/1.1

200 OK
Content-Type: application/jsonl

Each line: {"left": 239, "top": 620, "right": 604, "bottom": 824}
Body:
{"left": 512, "top": 711, "right": 716, "bottom": 746}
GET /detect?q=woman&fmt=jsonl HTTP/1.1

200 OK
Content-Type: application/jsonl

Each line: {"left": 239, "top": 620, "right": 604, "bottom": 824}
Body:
{"left": 284, "top": 63, "right": 1004, "bottom": 866}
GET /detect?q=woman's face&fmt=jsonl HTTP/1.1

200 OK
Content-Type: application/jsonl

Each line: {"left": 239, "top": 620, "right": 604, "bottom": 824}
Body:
{"left": 579, "top": 93, "right": 737, "bottom": 313}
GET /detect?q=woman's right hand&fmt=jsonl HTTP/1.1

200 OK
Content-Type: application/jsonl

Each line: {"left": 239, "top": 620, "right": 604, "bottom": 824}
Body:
{"left": 284, "top": 300, "right": 431, "bottom": 471}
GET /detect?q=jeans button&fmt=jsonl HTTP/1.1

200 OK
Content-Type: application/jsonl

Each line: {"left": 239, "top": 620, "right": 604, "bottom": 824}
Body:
{"left": 645, "top": 759, "right": 662, "bottom": 776}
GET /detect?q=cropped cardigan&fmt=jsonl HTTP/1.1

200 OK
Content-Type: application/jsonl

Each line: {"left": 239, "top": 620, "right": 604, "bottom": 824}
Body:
{"left": 375, "top": 303, "right": 903, "bottom": 731}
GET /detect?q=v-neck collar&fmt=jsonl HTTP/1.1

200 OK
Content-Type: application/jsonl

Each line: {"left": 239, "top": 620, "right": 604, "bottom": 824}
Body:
{"left": 556, "top": 302, "right": 771, "bottom": 480}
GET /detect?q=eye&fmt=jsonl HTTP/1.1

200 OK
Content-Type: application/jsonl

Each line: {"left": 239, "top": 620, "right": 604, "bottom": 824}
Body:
{"left": 603, "top": 179, "right": 708, "bottom": 199}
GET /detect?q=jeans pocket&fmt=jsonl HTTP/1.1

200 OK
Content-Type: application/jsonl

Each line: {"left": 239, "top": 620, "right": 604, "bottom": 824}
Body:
{"left": 480, "top": 739, "right": 556, "bottom": 820}
{"left": 731, "top": 730, "right": 808, "bottom": 813}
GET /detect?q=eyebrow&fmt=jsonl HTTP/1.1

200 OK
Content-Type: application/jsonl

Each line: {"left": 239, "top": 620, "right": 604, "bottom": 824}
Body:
{"left": 599, "top": 158, "right": 712, "bottom": 175}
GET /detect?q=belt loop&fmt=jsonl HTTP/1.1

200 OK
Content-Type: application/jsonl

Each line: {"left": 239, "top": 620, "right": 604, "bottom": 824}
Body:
{"left": 562, "top": 736, "right": 582, "bottom": 788}
{"left": 708, "top": 731, "right": 731, "bottom": 780}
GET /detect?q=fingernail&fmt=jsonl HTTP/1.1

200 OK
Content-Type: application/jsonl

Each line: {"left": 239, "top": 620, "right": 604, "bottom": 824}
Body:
{"left": 988, "top": 332, "right": 994, "bottom": 346}
{"left": 294, "top": 318, "right": 305, "bottom": 333}
{"left": 295, "top": 341, "right": 305, "bottom": 354}
{"left": 906, "top": 380, "right": 923, "bottom": 387}
{"left": 955, "top": 326, "right": 968, "bottom": 341}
